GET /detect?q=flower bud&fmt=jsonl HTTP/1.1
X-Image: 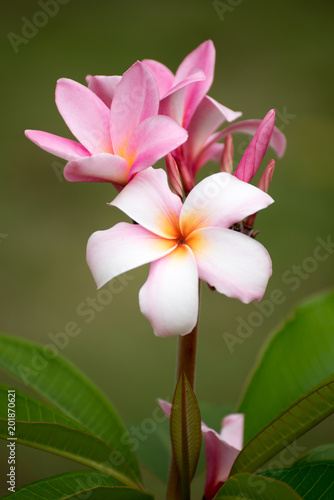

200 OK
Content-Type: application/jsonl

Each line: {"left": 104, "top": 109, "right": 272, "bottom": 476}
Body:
{"left": 220, "top": 134, "right": 234, "bottom": 174}
{"left": 258, "top": 159, "right": 275, "bottom": 193}
{"left": 165, "top": 153, "right": 183, "bottom": 199}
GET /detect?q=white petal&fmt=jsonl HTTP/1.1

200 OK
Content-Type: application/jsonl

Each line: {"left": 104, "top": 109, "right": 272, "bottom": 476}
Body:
{"left": 111, "top": 168, "right": 183, "bottom": 239}
{"left": 139, "top": 245, "right": 199, "bottom": 337}
{"left": 87, "top": 222, "right": 176, "bottom": 289}
{"left": 220, "top": 414, "right": 244, "bottom": 451}
{"left": 187, "top": 227, "right": 272, "bottom": 303}
{"left": 180, "top": 173, "right": 273, "bottom": 235}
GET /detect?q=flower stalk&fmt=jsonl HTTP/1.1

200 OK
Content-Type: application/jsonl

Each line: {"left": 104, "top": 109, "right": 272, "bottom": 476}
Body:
{"left": 166, "top": 286, "right": 201, "bottom": 499}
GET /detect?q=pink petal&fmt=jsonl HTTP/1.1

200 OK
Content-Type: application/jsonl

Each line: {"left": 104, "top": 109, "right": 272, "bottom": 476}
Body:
{"left": 158, "top": 70, "right": 207, "bottom": 125}
{"left": 55, "top": 78, "right": 113, "bottom": 154}
{"left": 175, "top": 40, "right": 216, "bottom": 127}
{"left": 202, "top": 425, "right": 240, "bottom": 500}
{"left": 184, "top": 96, "right": 241, "bottom": 167}
{"left": 87, "top": 222, "right": 176, "bottom": 289}
{"left": 139, "top": 245, "right": 199, "bottom": 337}
{"left": 111, "top": 168, "right": 183, "bottom": 239}
{"left": 220, "top": 414, "right": 244, "bottom": 451}
{"left": 87, "top": 75, "right": 122, "bottom": 107}
{"left": 163, "top": 69, "right": 206, "bottom": 98}
{"left": 126, "top": 115, "right": 188, "bottom": 176}
{"left": 234, "top": 109, "right": 276, "bottom": 182}
{"left": 158, "top": 399, "right": 172, "bottom": 418}
{"left": 142, "top": 60, "right": 174, "bottom": 98}
{"left": 193, "top": 143, "right": 224, "bottom": 173}
{"left": 159, "top": 86, "right": 186, "bottom": 126}
{"left": 110, "top": 62, "right": 159, "bottom": 157}
{"left": 180, "top": 173, "right": 273, "bottom": 235}
{"left": 25, "top": 130, "right": 90, "bottom": 160}
{"left": 64, "top": 153, "right": 130, "bottom": 184}
{"left": 187, "top": 227, "right": 272, "bottom": 303}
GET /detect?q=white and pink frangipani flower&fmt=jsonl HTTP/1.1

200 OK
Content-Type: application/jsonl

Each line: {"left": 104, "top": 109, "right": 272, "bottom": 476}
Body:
{"left": 25, "top": 62, "right": 187, "bottom": 187}
{"left": 159, "top": 399, "right": 244, "bottom": 500}
{"left": 87, "top": 167, "right": 273, "bottom": 337}
{"left": 142, "top": 40, "right": 216, "bottom": 128}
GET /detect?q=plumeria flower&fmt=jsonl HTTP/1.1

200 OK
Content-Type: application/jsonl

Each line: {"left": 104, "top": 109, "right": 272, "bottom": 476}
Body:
{"left": 87, "top": 167, "right": 273, "bottom": 337}
{"left": 25, "top": 62, "right": 187, "bottom": 188}
{"left": 159, "top": 399, "right": 244, "bottom": 500}
{"left": 142, "top": 40, "right": 286, "bottom": 192}
{"left": 142, "top": 40, "right": 215, "bottom": 129}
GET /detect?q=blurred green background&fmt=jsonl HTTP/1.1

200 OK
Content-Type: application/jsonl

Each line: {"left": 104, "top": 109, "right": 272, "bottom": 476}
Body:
{"left": 0, "top": 0, "right": 333, "bottom": 498}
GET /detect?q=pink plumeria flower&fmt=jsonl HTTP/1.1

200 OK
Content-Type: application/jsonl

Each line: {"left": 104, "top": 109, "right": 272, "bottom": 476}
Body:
{"left": 143, "top": 40, "right": 215, "bottom": 128}
{"left": 87, "top": 167, "right": 273, "bottom": 337}
{"left": 25, "top": 62, "right": 187, "bottom": 187}
{"left": 159, "top": 399, "right": 244, "bottom": 500}
{"left": 142, "top": 40, "right": 286, "bottom": 191}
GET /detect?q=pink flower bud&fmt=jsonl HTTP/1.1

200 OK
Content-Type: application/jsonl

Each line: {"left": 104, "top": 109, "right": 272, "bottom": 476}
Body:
{"left": 165, "top": 153, "right": 184, "bottom": 199}
{"left": 257, "top": 159, "right": 275, "bottom": 193}
{"left": 220, "top": 134, "right": 234, "bottom": 174}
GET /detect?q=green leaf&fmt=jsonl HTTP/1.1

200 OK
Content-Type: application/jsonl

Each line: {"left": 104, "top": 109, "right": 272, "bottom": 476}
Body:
{"left": 2, "top": 470, "right": 154, "bottom": 499}
{"left": 134, "top": 418, "right": 170, "bottom": 482}
{"left": 216, "top": 472, "right": 302, "bottom": 499}
{"left": 238, "top": 290, "right": 334, "bottom": 443}
{"left": 1, "top": 384, "right": 88, "bottom": 432}
{"left": 294, "top": 444, "right": 334, "bottom": 465}
{"left": 170, "top": 371, "right": 202, "bottom": 497}
{"left": 260, "top": 462, "right": 334, "bottom": 499}
{"left": 231, "top": 374, "right": 334, "bottom": 475}
{"left": 0, "top": 386, "right": 141, "bottom": 488}
{"left": 0, "top": 333, "right": 140, "bottom": 479}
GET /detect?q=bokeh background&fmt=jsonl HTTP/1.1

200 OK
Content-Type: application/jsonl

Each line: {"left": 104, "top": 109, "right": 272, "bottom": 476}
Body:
{"left": 1, "top": 0, "right": 333, "bottom": 498}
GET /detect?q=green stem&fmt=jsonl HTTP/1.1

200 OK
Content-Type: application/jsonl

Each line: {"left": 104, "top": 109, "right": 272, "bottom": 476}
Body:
{"left": 166, "top": 285, "right": 201, "bottom": 500}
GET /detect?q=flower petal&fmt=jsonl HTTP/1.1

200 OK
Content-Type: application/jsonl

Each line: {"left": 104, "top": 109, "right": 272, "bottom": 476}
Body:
{"left": 180, "top": 173, "right": 273, "bottom": 235}
{"left": 142, "top": 60, "right": 174, "bottom": 98}
{"left": 220, "top": 414, "right": 244, "bottom": 451}
{"left": 111, "top": 168, "right": 183, "bottom": 239}
{"left": 159, "top": 86, "right": 186, "bottom": 126}
{"left": 64, "top": 153, "right": 130, "bottom": 184}
{"left": 175, "top": 40, "right": 216, "bottom": 127}
{"left": 87, "top": 75, "right": 122, "bottom": 107}
{"left": 139, "top": 245, "right": 199, "bottom": 337}
{"left": 202, "top": 424, "right": 240, "bottom": 500}
{"left": 184, "top": 96, "right": 241, "bottom": 166}
{"left": 163, "top": 69, "right": 206, "bottom": 98}
{"left": 193, "top": 143, "right": 224, "bottom": 173}
{"left": 126, "top": 115, "right": 188, "bottom": 177}
{"left": 25, "top": 130, "right": 90, "bottom": 160}
{"left": 234, "top": 109, "right": 276, "bottom": 182}
{"left": 87, "top": 222, "right": 176, "bottom": 289}
{"left": 55, "top": 78, "right": 112, "bottom": 154}
{"left": 158, "top": 399, "right": 172, "bottom": 418}
{"left": 187, "top": 227, "right": 272, "bottom": 303}
{"left": 110, "top": 62, "right": 159, "bottom": 157}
